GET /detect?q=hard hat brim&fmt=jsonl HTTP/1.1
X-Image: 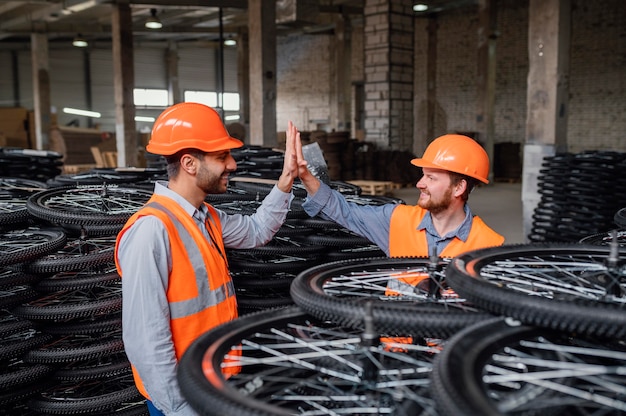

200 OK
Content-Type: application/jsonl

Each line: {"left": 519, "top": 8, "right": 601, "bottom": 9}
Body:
{"left": 411, "top": 157, "right": 490, "bottom": 184}
{"left": 146, "top": 135, "right": 243, "bottom": 156}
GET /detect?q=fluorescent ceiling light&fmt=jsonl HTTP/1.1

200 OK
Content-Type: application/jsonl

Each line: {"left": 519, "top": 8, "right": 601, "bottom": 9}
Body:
{"left": 224, "top": 115, "right": 240, "bottom": 121}
{"left": 413, "top": 4, "right": 429, "bottom": 12}
{"left": 63, "top": 107, "right": 101, "bottom": 118}
{"left": 66, "top": 0, "right": 98, "bottom": 13}
{"left": 135, "top": 116, "right": 155, "bottom": 122}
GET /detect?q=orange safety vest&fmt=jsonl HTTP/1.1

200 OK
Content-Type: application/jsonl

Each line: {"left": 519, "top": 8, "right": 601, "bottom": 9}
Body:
{"left": 115, "top": 194, "right": 239, "bottom": 400}
{"left": 386, "top": 204, "right": 504, "bottom": 293}
{"left": 388, "top": 204, "right": 504, "bottom": 258}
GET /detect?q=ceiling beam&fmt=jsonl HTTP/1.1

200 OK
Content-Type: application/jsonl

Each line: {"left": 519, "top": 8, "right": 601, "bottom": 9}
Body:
{"left": 127, "top": 0, "right": 246, "bottom": 8}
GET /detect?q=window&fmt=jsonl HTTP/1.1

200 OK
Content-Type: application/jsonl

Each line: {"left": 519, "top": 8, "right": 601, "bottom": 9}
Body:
{"left": 134, "top": 88, "right": 168, "bottom": 107}
{"left": 184, "top": 91, "right": 217, "bottom": 107}
{"left": 184, "top": 91, "right": 239, "bottom": 111}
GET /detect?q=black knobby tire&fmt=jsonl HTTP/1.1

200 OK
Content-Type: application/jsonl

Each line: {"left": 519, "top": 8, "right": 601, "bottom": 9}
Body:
{"left": 25, "top": 331, "right": 125, "bottom": 364}
{"left": 0, "top": 360, "right": 52, "bottom": 390}
{"left": 53, "top": 351, "right": 131, "bottom": 382}
{"left": 42, "top": 312, "right": 122, "bottom": 335}
{"left": 445, "top": 243, "right": 626, "bottom": 338}
{"left": 0, "top": 269, "right": 40, "bottom": 289}
{"left": 290, "top": 257, "right": 494, "bottom": 338}
{"left": 0, "top": 227, "right": 67, "bottom": 267}
{"left": 22, "top": 235, "right": 116, "bottom": 275}
{"left": 0, "top": 329, "right": 54, "bottom": 362}
{"left": 26, "top": 185, "right": 152, "bottom": 226}
{"left": 27, "top": 374, "right": 142, "bottom": 414}
{"left": 12, "top": 284, "right": 122, "bottom": 321}
{"left": 0, "top": 177, "right": 48, "bottom": 225}
{"left": 35, "top": 267, "right": 120, "bottom": 292}
{"left": 0, "top": 284, "right": 39, "bottom": 310}
{"left": 430, "top": 317, "right": 626, "bottom": 416}
{"left": 229, "top": 237, "right": 326, "bottom": 258}
{"left": 178, "top": 306, "right": 439, "bottom": 416}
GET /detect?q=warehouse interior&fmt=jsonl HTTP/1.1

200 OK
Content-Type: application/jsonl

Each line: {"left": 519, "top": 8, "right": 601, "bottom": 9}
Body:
{"left": 0, "top": 0, "right": 625, "bottom": 414}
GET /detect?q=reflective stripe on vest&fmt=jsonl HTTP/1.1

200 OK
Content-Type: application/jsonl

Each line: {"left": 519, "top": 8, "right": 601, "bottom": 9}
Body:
{"left": 145, "top": 201, "right": 235, "bottom": 319}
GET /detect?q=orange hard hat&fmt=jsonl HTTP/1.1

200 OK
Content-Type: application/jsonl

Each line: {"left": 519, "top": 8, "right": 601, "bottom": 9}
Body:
{"left": 411, "top": 134, "right": 490, "bottom": 184}
{"left": 146, "top": 102, "right": 243, "bottom": 156}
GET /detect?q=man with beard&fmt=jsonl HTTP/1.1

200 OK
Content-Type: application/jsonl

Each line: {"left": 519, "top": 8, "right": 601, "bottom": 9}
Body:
{"left": 293, "top": 123, "right": 504, "bottom": 259}
{"left": 115, "top": 103, "right": 303, "bottom": 416}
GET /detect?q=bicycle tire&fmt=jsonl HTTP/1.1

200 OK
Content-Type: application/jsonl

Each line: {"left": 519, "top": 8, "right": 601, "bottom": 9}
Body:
{"left": 27, "top": 375, "right": 142, "bottom": 414}
{"left": 25, "top": 332, "right": 125, "bottom": 364}
{"left": 0, "top": 269, "right": 40, "bottom": 289}
{"left": 26, "top": 185, "right": 152, "bottom": 226}
{"left": 22, "top": 236, "right": 116, "bottom": 275}
{"left": 35, "top": 267, "right": 120, "bottom": 292}
{"left": 431, "top": 317, "right": 626, "bottom": 415}
{"left": 0, "top": 228, "right": 67, "bottom": 267}
{"left": 53, "top": 352, "right": 131, "bottom": 382}
{"left": 0, "top": 329, "right": 54, "bottom": 362}
{"left": 178, "top": 306, "right": 439, "bottom": 416}
{"left": 12, "top": 284, "right": 122, "bottom": 321}
{"left": 0, "top": 360, "right": 52, "bottom": 390}
{"left": 290, "top": 257, "right": 494, "bottom": 337}
{"left": 445, "top": 243, "right": 626, "bottom": 338}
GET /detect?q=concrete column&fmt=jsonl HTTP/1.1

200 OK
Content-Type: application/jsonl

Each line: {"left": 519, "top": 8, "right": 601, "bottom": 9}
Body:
{"left": 330, "top": 15, "right": 351, "bottom": 131}
{"left": 111, "top": 1, "right": 137, "bottom": 167}
{"left": 166, "top": 41, "right": 180, "bottom": 105}
{"left": 476, "top": 0, "right": 498, "bottom": 183}
{"left": 522, "top": 0, "right": 571, "bottom": 240}
{"left": 31, "top": 32, "right": 51, "bottom": 150}
{"left": 363, "top": 0, "right": 414, "bottom": 150}
{"left": 248, "top": 0, "right": 277, "bottom": 146}
{"left": 237, "top": 28, "right": 249, "bottom": 130}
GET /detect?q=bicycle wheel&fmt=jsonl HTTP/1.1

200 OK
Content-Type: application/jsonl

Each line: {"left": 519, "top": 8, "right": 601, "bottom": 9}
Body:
{"left": 445, "top": 243, "right": 626, "bottom": 338}
{"left": 27, "top": 373, "right": 142, "bottom": 414}
{"left": 290, "top": 257, "right": 493, "bottom": 337}
{"left": 23, "top": 236, "right": 116, "bottom": 274}
{"left": 431, "top": 317, "right": 626, "bottom": 415}
{"left": 26, "top": 185, "right": 152, "bottom": 226}
{"left": 0, "top": 177, "right": 48, "bottom": 225}
{"left": 12, "top": 284, "right": 122, "bottom": 321}
{"left": 178, "top": 306, "right": 440, "bottom": 416}
{"left": 0, "top": 227, "right": 67, "bottom": 267}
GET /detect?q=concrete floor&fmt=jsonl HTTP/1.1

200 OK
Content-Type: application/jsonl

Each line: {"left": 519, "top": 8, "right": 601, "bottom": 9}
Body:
{"left": 391, "top": 181, "right": 525, "bottom": 244}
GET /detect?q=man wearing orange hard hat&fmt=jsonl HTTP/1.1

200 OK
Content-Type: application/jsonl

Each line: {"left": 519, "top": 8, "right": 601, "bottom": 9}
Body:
{"left": 115, "top": 103, "right": 303, "bottom": 416}
{"left": 295, "top": 125, "right": 504, "bottom": 259}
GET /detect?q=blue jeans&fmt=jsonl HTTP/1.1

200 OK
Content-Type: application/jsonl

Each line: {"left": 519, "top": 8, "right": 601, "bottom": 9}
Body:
{"left": 146, "top": 400, "right": 166, "bottom": 416}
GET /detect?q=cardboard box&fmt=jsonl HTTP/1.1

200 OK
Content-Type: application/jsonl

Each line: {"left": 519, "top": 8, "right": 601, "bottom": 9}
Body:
{"left": 0, "top": 107, "right": 30, "bottom": 148}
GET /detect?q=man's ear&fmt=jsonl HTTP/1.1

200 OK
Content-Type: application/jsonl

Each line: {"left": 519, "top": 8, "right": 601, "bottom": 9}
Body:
{"left": 453, "top": 179, "right": 467, "bottom": 197}
{"left": 180, "top": 154, "right": 196, "bottom": 174}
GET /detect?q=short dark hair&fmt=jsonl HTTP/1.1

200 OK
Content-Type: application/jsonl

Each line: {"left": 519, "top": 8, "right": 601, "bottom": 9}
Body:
{"left": 448, "top": 172, "right": 478, "bottom": 202}
{"left": 165, "top": 149, "right": 205, "bottom": 178}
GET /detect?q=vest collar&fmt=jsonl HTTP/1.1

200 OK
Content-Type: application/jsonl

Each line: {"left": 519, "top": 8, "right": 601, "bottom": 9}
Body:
{"left": 417, "top": 204, "right": 473, "bottom": 242}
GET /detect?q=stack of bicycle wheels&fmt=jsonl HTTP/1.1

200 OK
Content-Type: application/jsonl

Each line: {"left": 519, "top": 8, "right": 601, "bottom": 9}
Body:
{"left": 529, "top": 150, "right": 626, "bottom": 242}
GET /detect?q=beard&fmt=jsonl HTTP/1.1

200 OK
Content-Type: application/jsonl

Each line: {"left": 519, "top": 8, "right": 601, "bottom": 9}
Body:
{"left": 197, "top": 164, "right": 230, "bottom": 194}
{"left": 418, "top": 186, "right": 453, "bottom": 215}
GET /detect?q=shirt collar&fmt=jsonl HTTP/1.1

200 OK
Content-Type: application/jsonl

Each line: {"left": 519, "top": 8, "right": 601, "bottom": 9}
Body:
{"left": 417, "top": 204, "right": 473, "bottom": 242}
{"left": 154, "top": 180, "right": 209, "bottom": 221}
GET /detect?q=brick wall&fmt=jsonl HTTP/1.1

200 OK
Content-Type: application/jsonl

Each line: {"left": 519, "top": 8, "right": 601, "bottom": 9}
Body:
{"left": 276, "top": 34, "right": 332, "bottom": 133}
{"left": 568, "top": 0, "right": 626, "bottom": 153}
{"left": 276, "top": 0, "right": 625, "bottom": 153}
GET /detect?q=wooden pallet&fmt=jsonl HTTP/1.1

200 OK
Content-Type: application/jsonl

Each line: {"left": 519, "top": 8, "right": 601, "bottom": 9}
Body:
{"left": 347, "top": 180, "right": 399, "bottom": 196}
